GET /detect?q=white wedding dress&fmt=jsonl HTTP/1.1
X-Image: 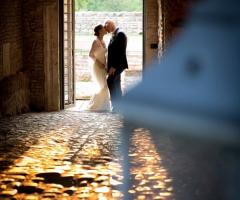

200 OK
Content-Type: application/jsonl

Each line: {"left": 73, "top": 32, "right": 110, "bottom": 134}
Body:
{"left": 86, "top": 39, "right": 111, "bottom": 111}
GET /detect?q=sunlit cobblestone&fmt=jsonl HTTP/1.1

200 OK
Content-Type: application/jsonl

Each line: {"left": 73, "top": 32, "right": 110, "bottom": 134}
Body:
{"left": 0, "top": 111, "right": 125, "bottom": 199}
{"left": 0, "top": 109, "right": 225, "bottom": 200}
{"left": 0, "top": 109, "right": 176, "bottom": 200}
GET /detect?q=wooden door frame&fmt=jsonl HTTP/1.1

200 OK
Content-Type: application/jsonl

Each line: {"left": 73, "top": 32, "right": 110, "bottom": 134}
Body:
{"left": 59, "top": 0, "right": 64, "bottom": 109}
{"left": 44, "top": 1, "right": 61, "bottom": 111}
{"left": 59, "top": 0, "right": 75, "bottom": 109}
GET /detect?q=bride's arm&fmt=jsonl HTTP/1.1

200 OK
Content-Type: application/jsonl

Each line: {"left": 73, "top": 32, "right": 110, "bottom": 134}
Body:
{"left": 89, "top": 40, "right": 105, "bottom": 68}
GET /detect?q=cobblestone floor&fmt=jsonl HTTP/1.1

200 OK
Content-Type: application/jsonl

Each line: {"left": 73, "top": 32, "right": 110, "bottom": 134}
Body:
{"left": 0, "top": 111, "right": 174, "bottom": 200}
{"left": 0, "top": 99, "right": 232, "bottom": 200}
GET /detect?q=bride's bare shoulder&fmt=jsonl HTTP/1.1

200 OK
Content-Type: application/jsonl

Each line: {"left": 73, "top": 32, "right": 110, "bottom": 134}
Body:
{"left": 92, "top": 39, "right": 100, "bottom": 44}
{"left": 91, "top": 39, "right": 101, "bottom": 49}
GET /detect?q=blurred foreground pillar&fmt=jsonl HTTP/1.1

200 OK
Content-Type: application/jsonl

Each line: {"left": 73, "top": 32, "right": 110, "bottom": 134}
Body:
{"left": 117, "top": 0, "right": 240, "bottom": 199}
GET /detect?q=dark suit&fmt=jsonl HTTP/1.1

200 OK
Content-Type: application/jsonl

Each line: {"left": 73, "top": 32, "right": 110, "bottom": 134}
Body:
{"left": 107, "top": 28, "right": 128, "bottom": 107}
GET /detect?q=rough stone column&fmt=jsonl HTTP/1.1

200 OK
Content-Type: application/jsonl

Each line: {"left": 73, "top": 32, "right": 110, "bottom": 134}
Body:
{"left": 23, "top": 0, "right": 45, "bottom": 111}
{"left": 23, "top": 0, "right": 60, "bottom": 111}
{"left": 43, "top": 0, "right": 60, "bottom": 111}
{"left": 0, "top": 0, "right": 30, "bottom": 116}
{"left": 144, "top": 0, "right": 159, "bottom": 67}
{"left": 162, "top": 0, "right": 197, "bottom": 47}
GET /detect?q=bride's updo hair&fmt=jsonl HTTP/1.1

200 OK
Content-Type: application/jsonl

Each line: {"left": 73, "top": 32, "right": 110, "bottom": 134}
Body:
{"left": 94, "top": 24, "right": 103, "bottom": 36}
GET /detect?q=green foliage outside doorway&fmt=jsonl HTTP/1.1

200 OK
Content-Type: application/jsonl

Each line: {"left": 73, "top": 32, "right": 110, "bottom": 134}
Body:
{"left": 75, "top": 0, "right": 142, "bottom": 11}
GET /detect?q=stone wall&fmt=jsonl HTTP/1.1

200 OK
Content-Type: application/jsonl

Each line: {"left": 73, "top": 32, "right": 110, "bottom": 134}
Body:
{"left": 22, "top": 0, "right": 45, "bottom": 111}
{"left": 144, "top": 0, "right": 160, "bottom": 66}
{"left": 0, "top": 0, "right": 30, "bottom": 116}
{"left": 162, "top": 0, "right": 198, "bottom": 48}
{"left": 0, "top": 0, "right": 60, "bottom": 115}
{"left": 22, "top": 0, "right": 60, "bottom": 111}
{"left": 0, "top": 73, "right": 29, "bottom": 116}
{"left": 143, "top": 0, "right": 197, "bottom": 67}
{"left": 75, "top": 12, "right": 143, "bottom": 82}
{"left": 0, "top": 0, "right": 23, "bottom": 79}
{"left": 75, "top": 12, "right": 143, "bottom": 34}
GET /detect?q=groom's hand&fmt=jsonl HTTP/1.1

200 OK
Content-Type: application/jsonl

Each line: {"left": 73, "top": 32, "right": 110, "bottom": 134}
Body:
{"left": 108, "top": 67, "right": 116, "bottom": 76}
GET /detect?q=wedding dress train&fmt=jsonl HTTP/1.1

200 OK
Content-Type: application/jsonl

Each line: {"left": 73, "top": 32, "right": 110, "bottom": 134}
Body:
{"left": 86, "top": 40, "right": 111, "bottom": 111}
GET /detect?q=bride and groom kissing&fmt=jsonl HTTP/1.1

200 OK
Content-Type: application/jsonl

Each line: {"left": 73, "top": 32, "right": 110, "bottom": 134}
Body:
{"left": 86, "top": 20, "right": 128, "bottom": 112}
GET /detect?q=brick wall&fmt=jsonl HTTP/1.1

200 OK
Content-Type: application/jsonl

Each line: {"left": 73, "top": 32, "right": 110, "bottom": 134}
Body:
{"left": 75, "top": 12, "right": 143, "bottom": 34}
{"left": 22, "top": 0, "right": 45, "bottom": 111}
{"left": 162, "top": 0, "right": 197, "bottom": 47}
{"left": 0, "top": 73, "right": 29, "bottom": 116}
{"left": 144, "top": 0, "right": 159, "bottom": 66}
{"left": 75, "top": 12, "right": 143, "bottom": 82}
{"left": 0, "top": 0, "right": 59, "bottom": 115}
{"left": 0, "top": 0, "right": 30, "bottom": 116}
{"left": 0, "top": 0, "right": 23, "bottom": 79}
{"left": 144, "top": 0, "right": 197, "bottom": 67}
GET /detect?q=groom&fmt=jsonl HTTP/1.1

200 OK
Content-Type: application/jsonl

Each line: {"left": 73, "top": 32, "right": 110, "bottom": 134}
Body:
{"left": 104, "top": 20, "right": 128, "bottom": 110}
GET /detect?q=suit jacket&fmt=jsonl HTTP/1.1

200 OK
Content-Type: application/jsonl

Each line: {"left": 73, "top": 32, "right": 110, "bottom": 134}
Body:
{"left": 107, "top": 28, "right": 128, "bottom": 73}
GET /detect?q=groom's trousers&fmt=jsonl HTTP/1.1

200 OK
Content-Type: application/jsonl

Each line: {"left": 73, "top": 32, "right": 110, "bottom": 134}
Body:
{"left": 107, "top": 72, "right": 122, "bottom": 107}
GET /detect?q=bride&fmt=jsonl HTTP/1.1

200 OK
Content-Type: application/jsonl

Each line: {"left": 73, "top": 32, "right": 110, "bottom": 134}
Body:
{"left": 86, "top": 24, "right": 111, "bottom": 111}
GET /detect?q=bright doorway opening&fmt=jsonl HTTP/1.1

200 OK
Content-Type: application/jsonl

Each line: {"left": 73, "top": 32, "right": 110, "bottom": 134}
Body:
{"left": 74, "top": 0, "right": 143, "bottom": 109}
